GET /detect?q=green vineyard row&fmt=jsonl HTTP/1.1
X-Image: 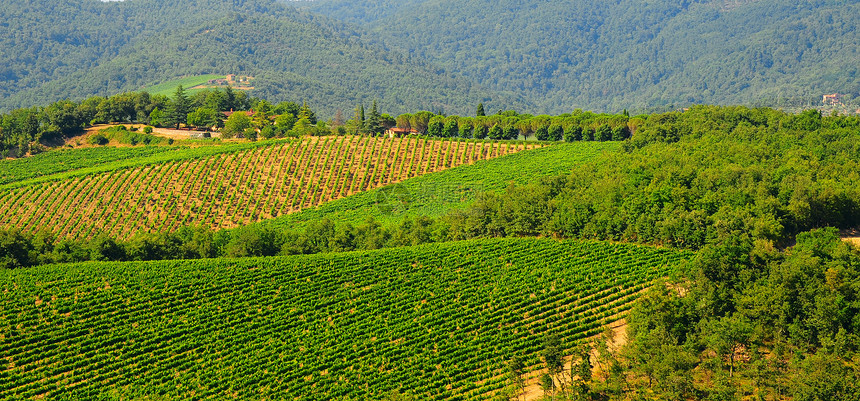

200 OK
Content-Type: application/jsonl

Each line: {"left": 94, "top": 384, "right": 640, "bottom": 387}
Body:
{"left": 0, "top": 238, "right": 690, "bottom": 400}
{"left": 0, "top": 136, "right": 539, "bottom": 239}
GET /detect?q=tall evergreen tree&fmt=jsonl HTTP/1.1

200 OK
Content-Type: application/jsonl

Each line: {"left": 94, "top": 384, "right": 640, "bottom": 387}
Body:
{"left": 166, "top": 85, "right": 192, "bottom": 129}
{"left": 366, "top": 100, "right": 382, "bottom": 135}
{"left": 476, "top": 102, "right": 485, "bottom": 117}
{"left": 298, "top": 102, "right": 317, "bottom": 125}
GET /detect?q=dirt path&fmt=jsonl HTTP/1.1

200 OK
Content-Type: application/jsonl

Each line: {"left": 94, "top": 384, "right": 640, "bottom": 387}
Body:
{"left": 841, "top": 228, "right": 860, "bottom": 248}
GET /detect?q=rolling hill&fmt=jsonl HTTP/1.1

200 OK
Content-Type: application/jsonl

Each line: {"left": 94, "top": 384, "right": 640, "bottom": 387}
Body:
{"left": 0, "top": 0, "right": 523, "bottom": 116}
{"left": 4, "top": 0, "right": 859, "bottom": 115}
{"left": 298, "top": 0, "right": 860, "bottom": 112}
{"left": 0, "top": 136, "right": 543, "bottom": 240}
{"left": 0, "top": 237, "right": 691, "bottom": 399}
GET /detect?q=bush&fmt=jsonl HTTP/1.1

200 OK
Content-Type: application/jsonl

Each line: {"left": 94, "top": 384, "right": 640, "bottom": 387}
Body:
{"left": 87, "top": 133, "right": 109, "bottom": 146}
{"left": 143, "top": 126, "right": 153, "bottom": 134}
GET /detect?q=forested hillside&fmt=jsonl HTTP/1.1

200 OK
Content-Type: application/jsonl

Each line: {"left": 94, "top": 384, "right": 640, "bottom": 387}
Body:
{"left": 5, "top": 0, "right": 858, "bottom": 115}
{"left": 299, "top": 0, "right": 860, "bottom": 112}
{"left": 0, "top": 0, "right": 520, "bottom": 115}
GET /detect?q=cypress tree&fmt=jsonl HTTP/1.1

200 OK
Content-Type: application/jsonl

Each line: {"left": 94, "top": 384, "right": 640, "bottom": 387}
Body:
{"left": 476, "top": 103, "right": 485, "bottom": 117}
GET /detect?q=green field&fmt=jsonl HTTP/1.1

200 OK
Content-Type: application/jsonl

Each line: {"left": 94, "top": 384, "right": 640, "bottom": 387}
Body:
{"left": 0, "top": 237, "right": 690, "bottom": 400}
{"left": 139, "top": 74, "right": 227, "bottom": 96}
{"left": 264, "top": 141, "right": 620, "bottom": 230}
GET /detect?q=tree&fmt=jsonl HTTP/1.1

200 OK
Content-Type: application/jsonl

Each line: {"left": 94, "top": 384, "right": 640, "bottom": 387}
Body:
{"left": 224, "top": 226, "right": 283, "bottom": 257}
{"left": 298, "top": 102, "right": 317, "bottom": 125}
{"left": 474, "top": 123, "right": 488, "bottom": 139}
{"left": 704, "top": 314, "right": 752, "bottom": 377}
{"left": 564, "top": 125, "right": 582, "bottom": 142}
{"left": 166, "top": 85, "right": 192, "bottom": 129}
{"left": 596, "top": 124, "right": 612, "bottom": 141}
{"left": 534, "top": 125, "right": 549, "bottom": 141}
{"left": 410, "top": 111, "right": 434, "bottom": 134}
{"left": 477, "top": 102, "right": 486, "bottom": 117}
{"left": 582, "top": 127, "right": 594, "bottom": 141}
{"left": 274, "top": 101, "right": 300, "bottom": 117}
{"left": 350, "top": 104, "right": 366, "bottom": 134}
{"left": 503, "top": 124, "right": 519, "bottom": 140}
{"left": 331, "top": 109, "right": 345, "bottom": 128}
{"left": 251, "top": 108, "right": 272, "bottom": 131}
{"left": 274, "top": 113, "right": 297, "bottom": 135}
{"left": 223, "top": 86, "right": 238, "bottom": 111}
{"left": 427, "top": 117, "right": 444, "bottom": 137}
{"left": 488, "top": 124, "right": 503, "bottom": 140}
{"left": 611, "top": 125, "right": 629, "bottom": 141}
{"left": 395, "top": 113, "right": 412, "bottom": 130}
{"left": 539, "top": 373, "right": 554, "bottom": 398}
{"left": 148, "top": 107, "right": 164, "bottom": 127}
{"left": 0, "top": 228, "right": 35, "bottom": 268}
{"left": 458, "top": 118, "right": 474, "bottom": 138}
{"left": 89, "top": 234, "right": 126, "bottom": 262}
{"left": 542, "top": 333, "right": 566, "bottom": 393}
{"left": 366, "top": 100, "right": 383, "bottom": 135}
{"left": 507, "top": 356, "right": 526, "bottom": 401}
{"left": 443, "top": 118, "right": 459, "bottom": 138}
{"left": 548, "top": 124, "right": 564, "bottom": 141}
{"left": 222, "top": 112, "right": 251, "bottom": 139}
{"left": 572, "top": 344, "right": 593, "bottom": 398}
{"left": 186, "top": 107, "right": 218, "bottom": 131}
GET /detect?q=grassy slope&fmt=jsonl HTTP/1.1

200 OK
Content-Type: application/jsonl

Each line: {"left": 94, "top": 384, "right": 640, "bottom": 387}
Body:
{"left": 0, "top": 237, "right": 690, "bottom": 400}
{"left": 264, "top": 141, "right": 621, "bottom": 230}
{"left": 139, "top": 74, "right": 227, "bottom": 96}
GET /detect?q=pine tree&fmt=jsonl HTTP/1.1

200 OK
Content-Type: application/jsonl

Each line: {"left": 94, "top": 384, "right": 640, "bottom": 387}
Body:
{"left": 166, "top": 85, "right": 192, "bottom": 129}
{"left": 366, "top": 100, "right": 382, "bottom": 135}
{"left": 476, "top": 102, "right": 485, "bottom": 117}
{"left": 298, "top": 102, "right": 317, "bottom": 125}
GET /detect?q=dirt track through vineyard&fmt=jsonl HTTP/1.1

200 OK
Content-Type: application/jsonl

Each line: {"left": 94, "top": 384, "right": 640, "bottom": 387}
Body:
{"left": 0, "top": 136, "right": 541, "bottom": 239}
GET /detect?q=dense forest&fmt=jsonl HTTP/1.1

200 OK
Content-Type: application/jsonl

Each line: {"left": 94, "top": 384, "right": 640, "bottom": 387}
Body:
{"left": 0, "top": 0, "right": 518, "bottom": 116}
{"left": 3, "top": 0, "right": 859, "bottom": 115}
{"left": 303, "top": 0, "right": 860, "bottom": 112}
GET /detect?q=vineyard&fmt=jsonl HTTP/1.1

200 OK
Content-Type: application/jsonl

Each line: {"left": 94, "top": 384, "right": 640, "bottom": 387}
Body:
{"left": 0, "top": 238, "right": 691, "bottom": 400}
{"left": 0, "top": 146, "right": 180, "bottom": 186}
{"left": 0, "top": 136, "right": 539, "bottom": 239}
{"left": 265, "top": 141, "right": 620, "bottom": 229}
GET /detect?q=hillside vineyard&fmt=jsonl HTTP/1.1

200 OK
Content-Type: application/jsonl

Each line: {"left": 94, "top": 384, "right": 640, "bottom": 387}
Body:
{"left": 0, "top": 137, "right": 539, "bottom": 239}
{"left": 0, "top": 238, "right": 690, "bottom": 399}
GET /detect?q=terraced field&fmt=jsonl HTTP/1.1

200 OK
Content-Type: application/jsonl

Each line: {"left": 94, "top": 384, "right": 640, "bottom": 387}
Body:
{"left": 0, "top": 238, "right": 690, "bottom": 400}
{"left": 0, "top": 136, "right": 539, "bottom": 239}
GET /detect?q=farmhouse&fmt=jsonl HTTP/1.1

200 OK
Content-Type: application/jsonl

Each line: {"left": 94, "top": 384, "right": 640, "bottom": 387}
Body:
{"left": 823, "top": 93, "right": 845, "bottom": 105}
{"left": 385, "top": 127, "right": 419, "bottom": 138}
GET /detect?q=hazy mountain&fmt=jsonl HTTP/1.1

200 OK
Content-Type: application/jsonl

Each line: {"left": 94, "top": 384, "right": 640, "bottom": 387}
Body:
{"left": 0, "top": 0, "right": 524, "bottom": 116}
{"left": 3, "top": 0, "right": 858, "bottom": 115}
{"left": 299, "top": 0, "right": 860, "bottom": 112}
